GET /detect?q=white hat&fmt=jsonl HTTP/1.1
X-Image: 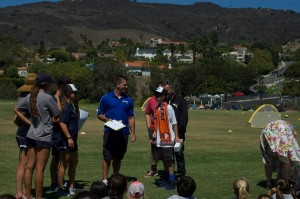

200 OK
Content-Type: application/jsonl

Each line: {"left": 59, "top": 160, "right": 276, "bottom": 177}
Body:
{"left": 128, "top": 181, "right": 144, "bottom": 198}
{"left": 155, "top": 86, "right": 164, "bottom": 93}
{"left": 68, "top": 84, "right": 78, "bottom": 92}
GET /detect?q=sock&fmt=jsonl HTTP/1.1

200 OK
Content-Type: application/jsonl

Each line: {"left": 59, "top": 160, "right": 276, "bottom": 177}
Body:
{"left": 151, "top": 165, "right": 157, "bottom": 171}
{"left": 169, "top": 174, "right": 175, "bottom": 182}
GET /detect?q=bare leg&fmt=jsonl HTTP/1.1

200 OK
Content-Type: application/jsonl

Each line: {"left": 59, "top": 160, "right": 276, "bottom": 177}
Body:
{"left": 68, "top": 152, "right": 78, "bottom": 189}
{"left": 24, "top": 148, "right": 36, "bottom": 199}
{"left": 50, "top": 155, "right": 60, "bottom": 186}
{"left": 265, "top": 163, "right": 273, "bottom": 188}
{"left": 34, "top": 148, "right": 50, "bottom": 199}
{"left": 58, "top": 151, "right": 70, "bottom": 189}
{"left": 112, "top": 159, "right": 121, "bottom": 174}
{"left": 102, "top": 159, "right": 111, "bottom": 180}
{"left": 16, "top": 149, "right": 28, "bottom": 198}
{"left": 280, "top": 162, "right": 290, "bottom": 180}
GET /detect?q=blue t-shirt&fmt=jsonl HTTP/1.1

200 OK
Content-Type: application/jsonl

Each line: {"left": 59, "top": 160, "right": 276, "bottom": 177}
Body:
{"left": 60, "top": 102, "right": 79, "bottom": 141}
{"left": 97, "top": 91, "right": 134, "bottom": 135}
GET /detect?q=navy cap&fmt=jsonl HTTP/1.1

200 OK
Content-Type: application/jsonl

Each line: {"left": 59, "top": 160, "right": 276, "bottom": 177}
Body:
{"left": 37, "top": 73, "right": 55, "bottom": 84}
{"left": 58, "top": 76, "right": 72, "bottom": 86}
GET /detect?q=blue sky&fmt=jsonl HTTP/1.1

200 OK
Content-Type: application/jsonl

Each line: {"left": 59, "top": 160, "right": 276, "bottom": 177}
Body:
{"left": 0, "top": 0, "right": 299, "bottom": 12}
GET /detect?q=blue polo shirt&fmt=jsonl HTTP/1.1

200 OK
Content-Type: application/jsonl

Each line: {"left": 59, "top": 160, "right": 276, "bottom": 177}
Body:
{"left": 98, "top": 91, "right": 134, "bottom": 135}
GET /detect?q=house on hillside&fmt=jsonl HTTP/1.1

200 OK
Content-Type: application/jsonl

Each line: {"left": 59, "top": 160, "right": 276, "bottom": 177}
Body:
{"left": 222, "top": 46, "right": 251, "bottom": 62}
{"left": 162, "top": 49, "right": 193, "bottom": 63}
{"left": 135, "top": 48, "right": 157, "bottom": 59}
{"left": 124, "top": 61, "right": 150, "bottom": 76}
{"left": 17, "top": 67, "right": 28, "bottom": 77}
{"left": 145, "top": 38, "right": 188, "bottom": 47}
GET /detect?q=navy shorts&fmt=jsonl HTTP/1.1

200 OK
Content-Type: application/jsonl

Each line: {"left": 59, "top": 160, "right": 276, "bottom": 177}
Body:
{"left": 103, "top": 131, "right": 129, "bottom": 160}
{"left": 51, "top": 141, "right": 60, "bottom": 157}
{"left": 27, "top": 138, "right": 52, "bottom": 149}
{"left": 58, "top": 139, "right": 78, "bottom": 153}
{"left": 16, "top": 136, "right": 28, "bottom": 150}
{"left": 153, "top": 146, "right": 174, "bottom": 161}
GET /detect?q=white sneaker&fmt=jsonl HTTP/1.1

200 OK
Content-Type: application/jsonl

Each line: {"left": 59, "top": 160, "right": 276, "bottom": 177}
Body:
{"left": 68, "top": 187, "right": 78, "bottom": 196}
{"left": 103, "top": 179, "right": 108, "bottom": 185}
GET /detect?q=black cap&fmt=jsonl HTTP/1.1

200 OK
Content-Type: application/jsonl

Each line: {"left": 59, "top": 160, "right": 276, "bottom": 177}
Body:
{"left": 37, "top": 73, "right": 55, "bottom": 85}
{"left": 58, "top": 76, "right": 72, "bottom": 86}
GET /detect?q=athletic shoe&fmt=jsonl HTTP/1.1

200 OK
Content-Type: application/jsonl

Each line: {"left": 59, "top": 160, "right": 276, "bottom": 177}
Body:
{"left": 56, "top": 188, "right": 69, "bottom": 196}
{"left": 68, "top": 187, "right": 78, "bottom": 196}
{"left": 145, "top": 170, "right": 158, "bottom": 177}
{"left": 49, "top": 183, "right": 58, "bottom": 192}
{"left": 165, "top": 181, "right": 177, "bottom": 191}
{"left": 63, "top": 181, "right": 68, "bottom": 189}
{"left": 157, "top": 179, "right": 169, "bottom": 188}
{"left": 103, "top": 179, "right": 108, "bottom": 185}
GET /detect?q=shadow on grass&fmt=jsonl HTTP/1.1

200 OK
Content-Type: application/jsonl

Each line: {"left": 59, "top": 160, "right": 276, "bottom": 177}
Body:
{"left": 29, "top": 180, "right": 91, "bottom": 198}
{"left": 257, "top": 179, "right": 276, "bottom": 189}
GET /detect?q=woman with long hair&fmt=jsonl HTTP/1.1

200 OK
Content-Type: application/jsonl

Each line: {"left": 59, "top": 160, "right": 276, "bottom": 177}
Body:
{"left": 57, "top": 84, "right": 80, "bottom": 196}
{"left": 14, "top": 73, "right": 37, "bottom": 199}
{"left": 17, "top": 73, "right": 61, "bottom": 199}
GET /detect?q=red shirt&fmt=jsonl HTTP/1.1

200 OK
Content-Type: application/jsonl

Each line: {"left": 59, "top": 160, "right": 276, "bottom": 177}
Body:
{"left": 145, "top": 96, "right": 159, "bottom": 130}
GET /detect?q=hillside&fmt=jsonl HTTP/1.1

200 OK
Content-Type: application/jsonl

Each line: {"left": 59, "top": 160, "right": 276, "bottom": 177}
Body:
{"left": 0, "top": 0, "right": 300, "bottom": 48}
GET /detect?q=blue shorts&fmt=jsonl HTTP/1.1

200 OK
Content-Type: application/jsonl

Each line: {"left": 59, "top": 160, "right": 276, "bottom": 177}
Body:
{"left": 58, "top": 139, "right": 78, "bottom": 153}
{"left": 51, "top": 142, "right": 60, "bottom": 157}
{"left": 27, "top": 138, "right": 52, "bottom": 149}
{"left": 16, "top": 136, "right": 28, "bottom": 150}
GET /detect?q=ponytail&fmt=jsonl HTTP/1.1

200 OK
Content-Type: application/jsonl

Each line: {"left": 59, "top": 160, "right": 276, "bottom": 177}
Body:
{"left": 238, "top": 186, "right": 249, "bottom": 199}
{"left": 233, "top": 177, "right": 249, "bottom": 199}
{"left": 30, "top": 84, "right": 40, "bottom": 118}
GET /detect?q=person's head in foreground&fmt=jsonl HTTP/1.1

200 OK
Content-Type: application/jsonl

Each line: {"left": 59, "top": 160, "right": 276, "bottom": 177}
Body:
{"left": 128, "top": 181, "right": 145, "bottom": 199}
{"left": 74, "top": 190, "right": 96, "bottom": 199}
{"left": 233, "top": 177, "right": 249, "bottom": 199}
{"left": 109, "top": 173, "right": 128, "bottom": 199}
{"left": 177, "top": 176, "right": 196, "bottom": 198}
{"left": 90, "top": 180, "right": 109, "bottom": 199}
{"left": 274, "top": 177, "right": 291, "bottom": 197}
{"left": 0, "top": 194, "right": 15, "bottom": 199}
{"left": 256, "top": 194, "right": 271, "bottom": 199}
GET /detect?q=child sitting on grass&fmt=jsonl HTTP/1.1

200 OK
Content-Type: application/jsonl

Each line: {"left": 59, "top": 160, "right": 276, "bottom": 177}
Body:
{"left": 167, "top": 176, "right": 197, "bottom": 199}
{"left": 233, "top": 177, "right": 249, "bottom": 199}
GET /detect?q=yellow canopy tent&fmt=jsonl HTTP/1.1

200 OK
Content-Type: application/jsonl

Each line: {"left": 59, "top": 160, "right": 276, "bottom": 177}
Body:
{"left": 248, "top": 104, "right": 281, "bottom": 128}
{"left": 140, "top": 97, "right": 151, "bottom": 111}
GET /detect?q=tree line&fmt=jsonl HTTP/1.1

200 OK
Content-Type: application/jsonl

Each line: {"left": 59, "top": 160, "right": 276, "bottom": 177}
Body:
{"left": 1, "top": 33, "right": 300, "bottom": 102}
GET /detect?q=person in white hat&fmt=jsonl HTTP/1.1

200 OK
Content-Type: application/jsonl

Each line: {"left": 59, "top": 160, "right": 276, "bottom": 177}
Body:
{"left": 14, "top": 73, "right": 37, "bottom": 199}
{"left": 57, "top": 84, "right": 80, "bottom": 196}
{"left": 128, "top": 181, "right": 145, "bottom": 199}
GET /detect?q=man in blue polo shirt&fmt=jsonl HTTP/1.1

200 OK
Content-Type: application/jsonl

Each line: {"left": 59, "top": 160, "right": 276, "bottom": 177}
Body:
{"left": 97, "top": 75, "right": 136, "bottom": 184}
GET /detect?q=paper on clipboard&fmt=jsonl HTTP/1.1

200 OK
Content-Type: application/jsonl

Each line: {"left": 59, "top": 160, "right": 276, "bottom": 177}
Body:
{"left": 78, "top": 109, "right": 89, "bottom": 131}
{"left": 104, "top": 120, "right": 126, "bottom": 131}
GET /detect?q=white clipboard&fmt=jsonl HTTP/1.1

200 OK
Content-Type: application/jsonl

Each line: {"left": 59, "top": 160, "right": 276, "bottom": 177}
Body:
{"left": 104, "top": 120, "right": 126, "bottom": 131}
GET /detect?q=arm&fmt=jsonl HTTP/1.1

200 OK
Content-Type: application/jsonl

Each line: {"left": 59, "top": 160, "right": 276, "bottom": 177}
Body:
{"left": 173, "top": 123, "right": 182, "bottom": 143}
{"left": 59, "top": 122, "right": 74, "bottom": 148}
{"left": 129, "top": 116, "right": 136, "bottom": 142}
{"left": 145, "top": 113, "right": 153, "bottom": 140}
{"left": 179, "top": 98, "right": 188, "bottom": 133}
{"left": 14, "top": 108, "right": 31, "bottom": 126}
{"left": 98, "top": 114, "right": 111, "bottom": 122}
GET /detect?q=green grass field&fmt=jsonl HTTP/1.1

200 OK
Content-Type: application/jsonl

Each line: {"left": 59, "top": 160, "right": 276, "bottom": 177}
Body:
{"left": 0, "top": 100, "right": 300, "bottom": 199}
